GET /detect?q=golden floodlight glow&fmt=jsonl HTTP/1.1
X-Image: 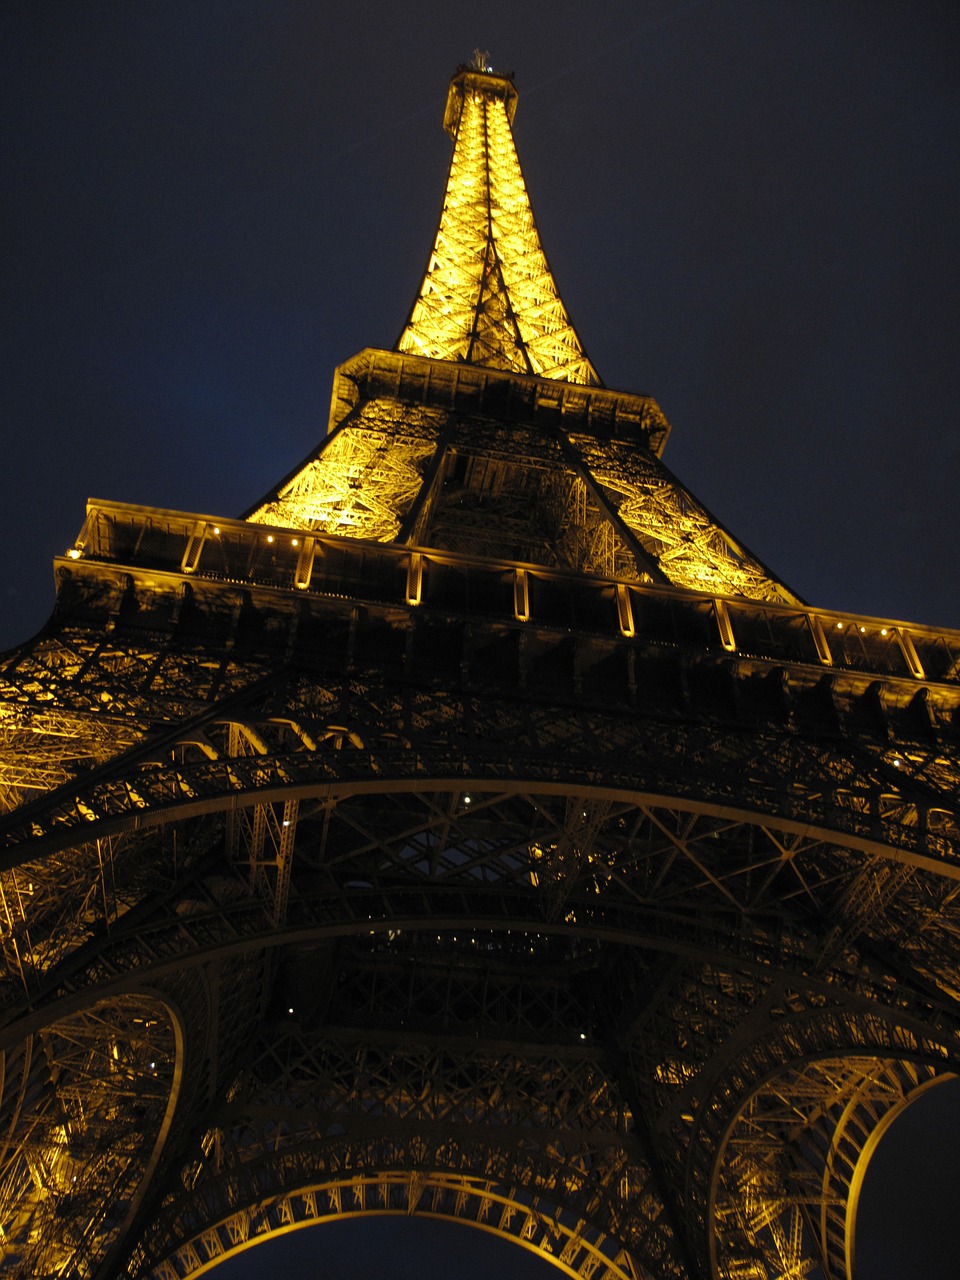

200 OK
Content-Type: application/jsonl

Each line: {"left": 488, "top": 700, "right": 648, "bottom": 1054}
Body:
{"left": 5, "top": 51, "right": 960, "bottom": 1280}
{"left": 242, "top": 65, "right": 801, "bottom": 604}
{"left": 398, "top": 67, "right": 599, "bottom": 384}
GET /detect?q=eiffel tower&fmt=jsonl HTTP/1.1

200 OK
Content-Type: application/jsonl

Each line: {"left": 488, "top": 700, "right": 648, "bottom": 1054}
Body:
{"left": 3, "top": 55, "right": 960, "bottom": 1280}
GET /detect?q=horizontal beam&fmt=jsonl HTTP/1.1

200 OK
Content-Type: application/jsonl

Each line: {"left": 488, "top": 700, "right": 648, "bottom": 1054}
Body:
{"left": 58, "top": 503, "right": 960, "bottom": 698}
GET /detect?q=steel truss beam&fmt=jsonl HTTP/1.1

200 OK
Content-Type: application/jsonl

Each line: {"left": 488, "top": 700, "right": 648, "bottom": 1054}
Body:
{"left": 4, "top": 57, "right": 960, "bottom": 1280}
{"left": 2, "top": 592, "right": 959, "bottom": 1279}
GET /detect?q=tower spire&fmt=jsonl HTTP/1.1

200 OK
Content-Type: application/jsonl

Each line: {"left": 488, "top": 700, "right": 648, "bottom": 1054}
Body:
{"left": 397, "top": 64, "right": 599, "bottom": 385}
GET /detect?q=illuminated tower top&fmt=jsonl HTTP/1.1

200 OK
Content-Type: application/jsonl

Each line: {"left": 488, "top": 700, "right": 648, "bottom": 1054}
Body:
{"left": 244, "top": 60, "right": 799, "bottom": 604}
{"left": 397, "top": 58, "right": 599, "bottom": 385}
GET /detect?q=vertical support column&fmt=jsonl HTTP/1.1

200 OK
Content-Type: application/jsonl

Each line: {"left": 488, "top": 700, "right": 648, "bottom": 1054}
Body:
{"left": 896, "top": 629, "right": 925, "bottom": 679}
{"left": 181, "top": 521, "right": 208, "bottom": 574}
{"left": 809, "top": 615, "right": 834, "bottom": 666}
{"left": 616, "top": 583, "right": 635, "bottom": 638}
{"left": 406, "top": 552, "right": 424, "bottom": 606}
{"left": 514, "top": 568, "right": 530, "bottom": 622}
{"left": 294, "top": 537, "right": 317, "bottom": 590}
{"left": 713, "top": 598, "right": 736, "bottom": 652}
{"left": 272, "top": 799, "right": 299, "bottom": 926}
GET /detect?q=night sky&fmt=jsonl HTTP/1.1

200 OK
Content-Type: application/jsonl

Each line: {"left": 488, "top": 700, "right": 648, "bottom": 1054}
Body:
{"left": 3, "top": 2, "right": 959, "bottom": 1277}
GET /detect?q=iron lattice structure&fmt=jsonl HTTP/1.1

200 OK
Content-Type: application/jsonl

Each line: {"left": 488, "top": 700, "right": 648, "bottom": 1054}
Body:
{"left": 2, "top": 60, "right": 960, "bottom": 1280}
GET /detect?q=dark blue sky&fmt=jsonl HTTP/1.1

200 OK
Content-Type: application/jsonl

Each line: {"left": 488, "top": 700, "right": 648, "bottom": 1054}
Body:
{"left": 3, "top": 2, "right": 960, "bottom": 1277}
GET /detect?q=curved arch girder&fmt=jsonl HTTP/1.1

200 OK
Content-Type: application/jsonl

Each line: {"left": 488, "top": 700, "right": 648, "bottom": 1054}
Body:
{"left": 694, "top": 1011, "right": 960, "bottom": 1280}
{"left": 144, "top": 1172, "right": 642, "bottom": 1280}
{"left": 2, "top": 769, "right": 960, "bottom": 1280}
{"left": 5, "top": 784, "right": 960, "bottom": 1053}
{"left": 3, "top": 669, "right": 959, "bottom": 879}
{"left": 130, "top": 1008, "right": 673, "bottom": 1280}
{"left": 0, "top": 994, "right": 182, "bottom": 1280}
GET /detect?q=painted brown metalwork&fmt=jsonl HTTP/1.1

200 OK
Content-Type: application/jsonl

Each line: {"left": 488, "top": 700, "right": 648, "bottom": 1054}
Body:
{"left": 2, "top": 59, "right": 959, "bottom": 1280}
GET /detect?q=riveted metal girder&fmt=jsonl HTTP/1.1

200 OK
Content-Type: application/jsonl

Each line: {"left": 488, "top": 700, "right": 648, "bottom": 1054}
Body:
{"left": 4, "top": 59, "right": 960, "bottom": 1280}
{"left": 398, "top": 67, "right": 598, "bottom": 384}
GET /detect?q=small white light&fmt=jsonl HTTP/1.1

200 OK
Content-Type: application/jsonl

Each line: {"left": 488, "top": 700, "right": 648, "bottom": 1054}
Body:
{"left": 463, "top": 794, "right": 471, "bottom": 804}
{"left": 267, "top": 535, "right": 274, "bottom": 543}
{"left": 282, "top": 820, "right": 290, "bottom": 827}
{"left": 579, "top": 1032, "right": 586, "bottom": 1041}
{"left": 860, "top": 626, "right": 866, "bottom": 633}
{"left": 288, "top": 1006, "right": 294, "bottom": 1014}
{"left": 881, "top": 628, "right": 888, "bottom": 636}
{"left": 150, "top": 1061, "right": 156, "bottom": 1069}
{"left": 212, "top": 526, "right": 220, "bottom": 535}
{"left": 292, "top": 538, "right": 299, "bottom": 547}
{"left": 67, "top": 548, "right": 81, "bottom": 559}
{"left": 836, "top": 622, "right": 844, "bottom": 630}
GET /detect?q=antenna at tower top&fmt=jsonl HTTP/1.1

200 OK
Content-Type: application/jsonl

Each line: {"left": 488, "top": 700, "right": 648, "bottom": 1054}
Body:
{"left": 471, "top": 48, "right": 492, "bottom": 72}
